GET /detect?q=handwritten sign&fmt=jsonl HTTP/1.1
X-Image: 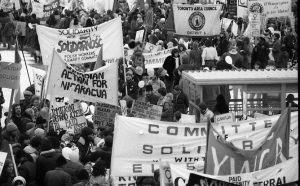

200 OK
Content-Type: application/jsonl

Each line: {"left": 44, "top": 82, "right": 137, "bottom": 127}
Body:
{"left": 50, "top": 102, "right": 87, "bottom": 134}
{"left": 0, "top": 62, "right": 22, "bottom": 89}
{"left": 214, "top": 112, "right": 235, "bottom": 123}
{"left": 94, "top": 102, "right": 120, "bottom": 128}
{"left": 131, "top": 100, "right": 162, "bottom": 120}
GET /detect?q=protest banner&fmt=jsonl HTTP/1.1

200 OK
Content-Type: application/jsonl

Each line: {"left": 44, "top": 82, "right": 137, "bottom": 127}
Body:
{"left": 205, "top": 109, "right": 290, "bottom": 175}
{"left": 221, "top": 18, "right": 233, "bottom": 31}
{"left": 180, "top": 114, "right": 196, "bottom": 123}
{"left": 173, "top": 4, "right": 222, "bottom": 36}
{"left": 0, "top": 0, "right": 13, "bottom": 12}
{"left": 186, "top": 173, "right": 235, "bottom": 186}
{"left": 43, "top": 0, "right": 60, "bottom": 19}
{"left": 50, "top": 102, "right": 87, "bottom": 134}
{"left": 135, "top": 29, "right": 144, "bottom": 43}
{"left": 32, "top": 67, "right": 46, "bottom": 97}
{"left": 46, "top": 51, "right": 119, "bottom": 106}
{"left": 94, "top": 102, "right": 120, "bottom": 128}
{"left": 131, "top": 100, "right": 162, "bottom": 120}
{"left": 214, "top": 112, "right": 234, "bottom": 123}
{"left": 169, "top": 157, "right": 298, "bottom": 186}
{"left": 248, "top": 0, "right": 292, "bottom": 19}
{"left": 31, "top": 1, "right": 45, "bottom": 18}
{"left": 0, "top": 152, "right": 8, "bottom": 176}
{"left": 36, "top": 18, "right": 123, "bottom": 66}
{"left": 0, "top": 62, "right": 22, "bottom": 89}
{"left": 249, "top": 12, "right": 261, "bottom": 37}
{"left": 143, "top": 47, "right": 175, "bottom": 69}
{"left": 144, "top": 42, "right": 158, "bottom": 53}
{"left": 113, "top": 176, "right": 138, "bottom": 186}
{"left": 227, "top": 0, "right": 237, "bottom": 17}
{"left": 119, "top": 100, "right": 128, "bottom": 116}
{"left": 111, "top": 112, "right": 298, "bottom": 176}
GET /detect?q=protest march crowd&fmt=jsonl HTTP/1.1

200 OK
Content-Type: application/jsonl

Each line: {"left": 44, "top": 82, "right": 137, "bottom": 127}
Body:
{"left": 0, "top": 0, "right": 298, "bottom": 186}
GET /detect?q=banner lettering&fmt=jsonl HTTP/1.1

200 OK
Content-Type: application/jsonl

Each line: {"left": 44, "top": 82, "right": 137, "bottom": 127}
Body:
{"left": 131, "top": 100, "right": 162, "bottom": 120}
{"left": 94, "top": 102, "right": 120, "bottom": 128}
{"left": 248, "top": 0, "right": 292, "bottom": 18}
{"left": 0, "top": 62, "right": 22, "bottom": 89}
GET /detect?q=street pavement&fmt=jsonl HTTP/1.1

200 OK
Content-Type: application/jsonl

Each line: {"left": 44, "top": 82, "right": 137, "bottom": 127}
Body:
{"left": 0, "top": 46, "right": 48, "bottom": 127}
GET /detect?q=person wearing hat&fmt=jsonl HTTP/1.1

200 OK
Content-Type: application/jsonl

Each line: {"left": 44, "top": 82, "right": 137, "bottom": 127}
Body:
{"left": 199, "top": 102, "right": 214, "bottom": 123}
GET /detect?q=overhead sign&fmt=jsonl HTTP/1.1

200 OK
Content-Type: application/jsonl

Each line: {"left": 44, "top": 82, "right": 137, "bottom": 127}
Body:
{"left": 50, "top": 102, "right": 87, "bottom": 134}
{"left": 0, "top": 62, "right": 22, "bottom": 89}
{"left": 173, "top": 4, "right": 222, "bottom": 36}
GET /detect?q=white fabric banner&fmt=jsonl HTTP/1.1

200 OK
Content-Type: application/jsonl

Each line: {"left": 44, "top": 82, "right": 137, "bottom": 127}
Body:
{"left": 31, "top": 1, "right": 45, "bottom": 18}
{"left": 46, "top": 51, "right": 119, "bottom": 106}
{"left": 169, "top": 157, "right": 299, "bottom": 186}
{"left": 32, "top": 67, "right": 46, "bottom": 97}
{"left": 111, "top": 112, "right": 298, "bottom": 176}
{"left": 36, "top": 18, "right": 123, "bottom": 66}
{"left": 144, "top": 47, "right": 175, "bottom": 69}
{"left": 144, "top": 42, "right": 158, "bottom": 53}
{"left": 248, "top": 0, "right": 292, "bottom": 18}
{"left": 221, "top": 18, "right": 232, "bottom": 31}
{"left": 0, "top": 152, "right": 8, "bottom": 176}
{"left": 173, "top": 4, "right": 222, "bottom": 36}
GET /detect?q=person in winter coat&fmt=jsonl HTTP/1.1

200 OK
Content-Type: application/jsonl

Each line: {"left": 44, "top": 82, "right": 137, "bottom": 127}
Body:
{"left": 251, "top": 37, "right": 270, "bottom": 69}
{"left": 10, "top": 104, "right": 23, "bottom": 134}
{"left": 89, "top": 160, "right": 114, "bottom": 186}
{"left": 272, "top": 33, "right": 282, "bottom": 66}
{"left": 62, "top": 147, "right": 84, "bottom": 184}
{"left": 0, "top": 159, "right": 15, "bottom": 186}
{"left": 161, "top": 93, "right": 174, "bottom": 122}
{"left": 202, "top": 39, "right": 219, "bottom": 69}
{"left": 163, "top": 48, "right": 180, "bottom": 92}
{"left": 76, "top": 127, "right": 95, "bottom": 164}
{"left": 89, "top": 135, "right": 113, "bottom": 169}
{"left": 120, "top": 70, "right": 139, "bottom": 100}
{"left": 130, "top": 47, "right": 146, "bottom": 73}
{"left": 2, "top": 20, "right": 15, "bottom": 50}
{"left": 15, "top": 149, "right": 36, "bottom": 186}
{"left": 173, "top": 85, "right": 189, "bottom": 114}
{"left": 213, "top": 94, "right": 229, "bottom": 115}
{"left": 188, "top": 41, "right": 202, "bottom": 70}
{"left": 277, "top": 46, "right": 289, "bottom": 68}
{"left": 44, "top": 155, "right": 72, "bottom": 186}
{"left": 36, "top": 138, "right": 61, "bottom": 186}
{"left": 0, "top": 122, "right": 21, "bottom": 160}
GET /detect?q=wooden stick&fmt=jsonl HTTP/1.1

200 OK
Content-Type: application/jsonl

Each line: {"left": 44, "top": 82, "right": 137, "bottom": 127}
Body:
{"left": 9, "top": 144, "right": 18, "bottom": 177}
{"left": 8, "top": 89, "right": 15, "bottom": 120}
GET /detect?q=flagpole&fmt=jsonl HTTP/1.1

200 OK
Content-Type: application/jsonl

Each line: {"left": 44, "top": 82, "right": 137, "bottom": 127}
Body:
{"left": 287, "top": 103, "right": 291, "bottom": 158}
{"left": 9, "top": 144, "right": 18, "bottom": 177}
{"left": 21, "top": 46, "right": 32, "bottom": 85}
{"left": 8, "top": 89, "right": 15, "bottom": 119}
{"left": 203, "top": 116, "right": 211, "bottom": 174}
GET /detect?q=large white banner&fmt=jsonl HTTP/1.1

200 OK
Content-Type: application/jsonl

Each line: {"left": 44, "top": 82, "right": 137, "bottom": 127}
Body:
{"left": 144, "top": 47, "right": 175, "bottom": 69}
{"left": 32, "top": 67, "right": 46, "bottom": 97}
{"left": 173, "top": 4, "right": 222, "bottom": 36}
{"left": 36, "top": 18, "right": 123, "bottom": 66}
{"left": 46, "top": 51, "right": 119, "bottom": 106}
{"left": 248, "top": 0, "right": 292, "bottom": 18}
{"left": 0, "top": 152, "right": 8, "bottom": 176}
{"left": 111, "top": 112, "right": 298, "bottom": 176}
{"left": 169, "top": 157, "right": 298, "bottom": 186}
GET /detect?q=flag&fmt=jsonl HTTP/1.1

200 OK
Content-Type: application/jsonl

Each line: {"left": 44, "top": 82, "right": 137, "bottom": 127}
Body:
{"left": 14, "top": 39, "right": 21, "bottom": 104}
{"left": 165, "top": 7, "right": 175, "bottom": 32}
{"left": 93, "top": 45, "right": 104, "bottom": 70}
{"left": 204, "top": 109, "right": 290, "bottom": 175}
{"left": 112, "top": 0, "right": 121, "bottom": 13}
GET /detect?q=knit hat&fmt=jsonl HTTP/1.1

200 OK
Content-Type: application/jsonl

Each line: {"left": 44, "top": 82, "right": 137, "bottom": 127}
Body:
{"left": 69, "top": 147, "right": 80, "bottom": 162}
{"left": 62, "top": 147, "right": 72, "bottom": 160}
{"left": 6, "top": 122, "right": 18, "bottom": 133}
{"left": 23, "top": 90, "right": 33, "bottom": 96}
{"left": 34, "top": 128, "right": 45, "bottom": 138}
{"left": 24, "top": 145, "right": 36, "bottom": 154}
{"left": 12, "top": 176, "right": 26, "bottom": 185}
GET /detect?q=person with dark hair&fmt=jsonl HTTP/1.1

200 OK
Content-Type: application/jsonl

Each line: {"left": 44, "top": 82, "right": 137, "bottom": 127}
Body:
{"left": 213, "top": 94, "right": 229, "bottom": 115}
{"left": 73, "top": 169, "right": 90, "bottom": 186}
{"left": 89, "top": 160, "right": 113, "bottom": 185}
{"left": 163, "top": 48, "right": 180, "bottom": 92}
{"left": 277, "top": 46, "right": 289, "bottom": 68}
{"left": 44, "top": 155, "right": 72, "bottom": 186}
{"left": 10, "top": 103, "right": 23, "bottom": 133}
{"left": 36, "top": 138, "right": 61, "bottom": 186}
{"left": 173, "top": 85, "right": 189, "bottom": 114}
{"left": 199, "top": 102, "right": 214, "bottom": 122}
{"left": 174, "top": 111, "right": 182, "bottom": 122}
{"left": 272, "top": 33, "right": 282, "bottom": 66}
{"left": 15, "top": 149, "right": 36, "bottom": 186}
{"left": 202, "top": 39, "right": 219, "bottom": 69}
{"left": 145, "top": 84, "right": 160, "bottom": 105}
{"left": 76, "top": 127, "right": 95, "bottom": 164}
{"left": 120, "top": 69, "right": 139, "bottom": 100}
{"left": 0, "top": 122, "right": 21, "bottom": 160}
{"left": 89, "top": 135, "right": 113, "bottom": 168}
{"left": 188, "top": 41, "right": 202, "bottom": 70}
{"left": 286, "top": 94, "right": 298, "bottom": 107}
{"left": 251, "top": 37, "right": 270, "bottom": 69}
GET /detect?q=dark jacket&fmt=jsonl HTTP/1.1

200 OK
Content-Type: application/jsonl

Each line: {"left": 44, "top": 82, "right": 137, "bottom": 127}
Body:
{"left": 121, "top": 80, "right": 139, "bottom": 100}
{"left": 251, "top": 41, "right": 270, "bottom": 68}
{"left": 89, "top": 146, "right": 112, "bottom": 169}
{"left": 18, "top": 159, "right": 36, "bottom": 186}
{"left": 173, "top": 92, "right": 189, "bottom": 114}
{"left": 36, "top": 150, "right": 61, "bottom": 186}
{"left": 163, "top": 56, "right": 180, "bottom": 80}
{"left": 145, "top": 93, "right": 160, "bottom": 105}
{"left": 63, "top": 161, "right": 84, "bottom": 184}
{"left": 44, "top": 167, "right": 72, "bottom": 186}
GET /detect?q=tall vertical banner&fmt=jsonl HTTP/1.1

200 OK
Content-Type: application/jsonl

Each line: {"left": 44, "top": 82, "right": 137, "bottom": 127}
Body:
{"left": 32, "top": 67, "right": 46, "bottom": 97}
{"left": 0, "top": 152, "right": 8, "bottom": 176}
{"left": 248, "top": 0, "right": 292, "bottom": 19}
{"left": 173, "top": 4, "right": 222, "bottom": 36}
{"left": 46, "top": 51, "right": 119, "bottom": 106}
{"left": 249, "top": 12, "right": 261, "bottom": 37}
{"left": 50, "top": 102, "right": 87, "bottom": 134}
{"left": 227, "top": 0, "right": 237, "bottom": 17}
{"left": 36, "top": 18, "right": 123, "bottom": 66}
{"left": 94, "top": 102, "right": 120, "bottom": 128}
{"left": 205, "top": 109, "right": 290, "bottom": 175}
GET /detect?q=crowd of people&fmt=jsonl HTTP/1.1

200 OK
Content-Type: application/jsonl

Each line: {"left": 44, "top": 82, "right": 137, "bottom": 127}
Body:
{"left": 0, "top": 0, "right": 298, "bottom": 186}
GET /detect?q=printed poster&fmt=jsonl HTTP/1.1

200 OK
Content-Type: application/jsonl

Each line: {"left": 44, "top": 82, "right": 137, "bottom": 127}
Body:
{"left": 94, "top": 102, "right": 120, "bottom": 128}
{"left": 131, "top": 100, "right": 162, "bottom": 120}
